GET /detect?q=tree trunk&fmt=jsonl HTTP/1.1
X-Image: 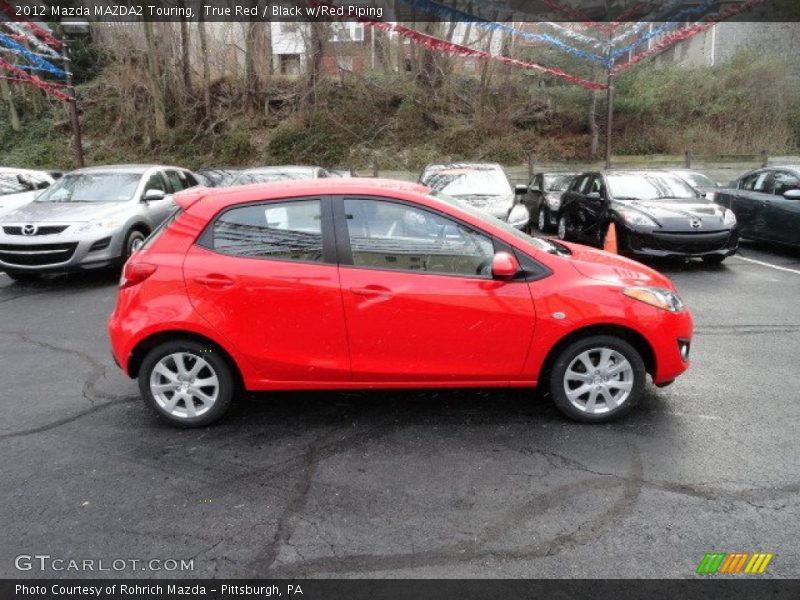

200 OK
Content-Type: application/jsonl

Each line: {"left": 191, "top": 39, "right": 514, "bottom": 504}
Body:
{"left": 142, "top": 21, "right": 167, "bottom": 137}
{"left": 179, "top": 6, "right": 192, "bottom": 94}
{"left": 589, "top": 90, "right": 599, "bottom": 158}
{"left": 305, "top": 21, "right": 327, "bottom": 114}
{"left": 0, "top": 78, "right": 21, "bottom": 132}
{"left": 198, "top": 18, "right": 212, "bottom": 120}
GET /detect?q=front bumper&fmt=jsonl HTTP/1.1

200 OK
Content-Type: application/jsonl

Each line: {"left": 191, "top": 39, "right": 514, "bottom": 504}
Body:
{"left": 0, "top": 230, "right": 126, "bottom": 272}
{"left": 625, "top": 227, "right": 738, "bottom": 258}
{"left": 652, "top": 310, "right": 694, "bottom": 384}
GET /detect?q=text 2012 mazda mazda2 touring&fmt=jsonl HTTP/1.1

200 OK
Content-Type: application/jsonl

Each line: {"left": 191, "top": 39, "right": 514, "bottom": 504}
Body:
{"left": 108, "top": 179, "right": 693, "bottom": 427}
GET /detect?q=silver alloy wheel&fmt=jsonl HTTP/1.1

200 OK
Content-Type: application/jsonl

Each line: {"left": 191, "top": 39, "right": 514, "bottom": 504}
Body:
{"left": 149, "top": 352, "right": 219, "bottom": 419}
{"left": 558, "top": 216, "right": 567, "bottom": 240}
{"left": 130, "top": 237, "right": 145, "bottom": 252}
{"left": 563, "top": 347, "right": 634, "bottom": 415}
{"left": 538, "top": 208, "right": 547, "bottom": 231}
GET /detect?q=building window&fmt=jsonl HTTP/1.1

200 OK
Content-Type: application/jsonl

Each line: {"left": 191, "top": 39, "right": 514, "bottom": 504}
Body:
{"left": 336, "top": 56, "right": 354, "bottom": 71}
{"left": 279, "top": 54, "right": 302, "bottom": 76}
{"left": 330, "top": 23, "right": 364, "bottom": 42}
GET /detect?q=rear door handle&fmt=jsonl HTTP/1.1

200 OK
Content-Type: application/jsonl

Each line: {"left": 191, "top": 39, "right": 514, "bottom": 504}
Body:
{"left": 193, "top": 274, "right": 234, "bottom": 288}
{"left": 350, "top": 285, "right": 392, "bottom": 297}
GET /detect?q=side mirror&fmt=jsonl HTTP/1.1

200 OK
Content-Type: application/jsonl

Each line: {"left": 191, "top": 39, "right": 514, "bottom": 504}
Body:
{"left": 143, "top": 189, "right": 166, "bottom": 202}
{"left": 783, "top": 189, "right": 800, "bottom": 200}
{"left": 491, "top": 251, "right": 520, "bottom": 280}
{"left": 586, "top": 191, "right": 602, "bottom": 201}
{"left": 515, "top": 184, "right": 529, "bottom": 195}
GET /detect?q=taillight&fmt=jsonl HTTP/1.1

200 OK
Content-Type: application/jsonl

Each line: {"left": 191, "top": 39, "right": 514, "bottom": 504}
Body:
{"left": 120, "top": 262, "right": 157, "bottom": 289}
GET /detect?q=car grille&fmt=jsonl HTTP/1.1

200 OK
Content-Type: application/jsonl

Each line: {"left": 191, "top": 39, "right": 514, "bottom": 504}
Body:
{"left": 637, "top": 230, "right": 734, "bottom": 254}
{"left": 0, "top": 242, "right": 78, "bottom": 267}
{"left": 2, "top": 225, "right": 69, "bottom": 236}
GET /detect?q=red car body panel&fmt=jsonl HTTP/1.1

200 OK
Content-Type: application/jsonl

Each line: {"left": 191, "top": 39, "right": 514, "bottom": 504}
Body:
{"left": 108, "top": 179, "right": 692, "bottom": 391}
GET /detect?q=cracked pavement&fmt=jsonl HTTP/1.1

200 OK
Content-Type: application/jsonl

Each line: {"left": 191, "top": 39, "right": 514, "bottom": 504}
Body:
{"left": 1, "top": 240, "right": 799, "bottom": 579}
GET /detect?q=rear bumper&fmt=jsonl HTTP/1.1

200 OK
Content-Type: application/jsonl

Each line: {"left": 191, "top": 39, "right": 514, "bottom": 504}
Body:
{"left": 625, "top": 228, "right": 738, "bottom": 258}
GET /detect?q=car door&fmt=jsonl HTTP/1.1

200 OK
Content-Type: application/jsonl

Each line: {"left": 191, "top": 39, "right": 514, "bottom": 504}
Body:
{"left": 577, "top": 174, "right": 607, "bottom": 245}
{"left": 727, "top": 170, "right": 773, "bottom": 240}
{"left": 525, "top": 174, "right": 544, "bottom": 215}
{"left": 559, "top": 174, "right": 588, "bottom": 237}
{"left": 335, "top": 196, "right": 537, "bottom": 382}
{"left": 764, "top": 170, "right": 800, "bottom": 245}
{"left": 140, "top": 170, "right": 175, "bottom": 227}
{"left": 183, "top": 196, "right": 351, "bottom": 382}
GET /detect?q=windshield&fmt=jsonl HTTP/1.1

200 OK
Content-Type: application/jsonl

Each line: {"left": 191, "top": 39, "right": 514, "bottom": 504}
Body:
{"left": 425, "top": 169, "right": 513, "bottom": 197}
{"left": 0, "top": 174, "right": 33, "bottom": 197}
{"left": 607, "top": 173, "right": 698, "bottom": 201}
{"left": 432, "top": 190, "right": 567, "bottom": 255}
{"left": 544, "top": 174, "right": 575, "bottom": 191}
{"left": 678, "top": 172, "right": 718, "bottom": 189}
{"left": 232, "top": 169, "right": 314, "bottom": 185}
{"left": 36, "top": 173, "right": 141, "bottom": 203}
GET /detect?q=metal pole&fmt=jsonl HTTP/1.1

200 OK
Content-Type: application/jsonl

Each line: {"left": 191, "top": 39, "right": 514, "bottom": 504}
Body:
{"left": 62, "top": 38, "right": 85, "bottom": 168}
{"left": 605, "top": 71, "right": 614, "bottom": 170}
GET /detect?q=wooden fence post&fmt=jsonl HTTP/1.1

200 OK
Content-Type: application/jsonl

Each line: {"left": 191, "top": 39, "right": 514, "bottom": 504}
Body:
{"left": 372, "top": 158, "right": 379, "bottom": 178}
{"left": 761, "top": 150, "right": 769, "bottom": 168}
{"left": 527, "top": 152, "right": 535, "bottom": 180}
{"left": 684, "top": 150, "right": 692, "bottom": 169}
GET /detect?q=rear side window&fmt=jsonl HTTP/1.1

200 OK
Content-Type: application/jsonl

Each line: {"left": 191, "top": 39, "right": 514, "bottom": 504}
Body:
{"left": 210, "top": 199, "right": 323, "bottom": 262}
{"left": 142, "top": 208, "right": 182, "bottom": 250}
{"left": 165, "top": 170, "right": 185, "bottom": 193}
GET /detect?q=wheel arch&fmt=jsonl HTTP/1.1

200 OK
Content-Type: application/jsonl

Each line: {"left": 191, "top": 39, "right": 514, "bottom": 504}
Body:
{"left": 128, "top": 330, "right": 245, "bottom": 391}
{"left": 538, "top": 323, "right": 656, "bottom": 385}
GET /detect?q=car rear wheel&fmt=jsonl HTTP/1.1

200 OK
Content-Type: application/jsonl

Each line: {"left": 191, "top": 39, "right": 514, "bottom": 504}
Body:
{"left": 548, "top": 335, "right": 645, "bottom": 423}
{"left": 138, "top": 340, "right": 234, "bottom": 427}
{"left": 538, "top": 207, "right": 550, "bottom": 232}
{"left": 557, "top": 215, "right": 570, "bottom": 241}
{"left": 4, "top": 270, "right": 41, "bottom": 284}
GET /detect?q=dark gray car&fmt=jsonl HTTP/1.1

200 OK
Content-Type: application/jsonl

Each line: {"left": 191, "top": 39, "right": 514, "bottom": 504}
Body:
{"left": 517, "top": 172, "right": 577, "bottom": 233}
{"left": 0, "top": 164, "right": 198, "bottom": 282}
{"left": 716, "top": 166, "right": 800, "bottom": 248}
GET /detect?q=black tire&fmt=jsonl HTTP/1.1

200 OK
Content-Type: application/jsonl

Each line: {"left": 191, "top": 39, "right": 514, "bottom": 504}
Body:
{"left": 138, "top": 340, "right": 235, "bottom": 427}
{"left": 548, "top": 335, "right": 646, "bottom": 423}
{"left": 538, "top": 206, "right": 551, "bottom": 233}
{"left": 557, "top": 214, "right": 571, "bottom": 241}
{"left": 702, "top": 255, "right": 726, "bottom": 265}
{"left": 123, "top": 229, "right": 147, "bottom": 261}
{"left": 4, "top": 270, "right": 41, "bottom": 284}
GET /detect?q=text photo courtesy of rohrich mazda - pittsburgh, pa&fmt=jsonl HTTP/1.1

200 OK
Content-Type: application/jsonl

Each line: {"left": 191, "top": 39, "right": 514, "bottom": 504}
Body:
{"left": 2, "top": 1, "right": 800, "bottom": 599}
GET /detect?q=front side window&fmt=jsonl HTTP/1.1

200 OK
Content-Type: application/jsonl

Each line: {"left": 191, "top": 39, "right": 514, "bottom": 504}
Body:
{"left": 740, "top": 171, "right": 770, "bottom": 192}
{"left": 144, "top": 172, "right": 167, "bottom": 194}
{"left": 35, "top": 172, "right": 142, "bottom": 203}
{"left": 771, "top": 171, "right": 800, "bottom": 196}
{"left": 211, "top": 199, "right": 323, "bottom": 262}
{"left": 343, "top": 198, "right": 494, "bottom": 278}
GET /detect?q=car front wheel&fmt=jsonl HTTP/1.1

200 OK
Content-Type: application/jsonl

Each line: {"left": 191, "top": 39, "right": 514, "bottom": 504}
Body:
{"left": 139, "top": 340, "right": 235, "bottom": 427}
{"left": 548, "top": 335, "right": 646, "bottom": 423}
{"left": 557, "top": 215, "right": 570, "bottom": 241}
{"left": 538, "top": 206, "right": 550, "bottom": 232}
{"left": 123, "top": 229, "right": 147, "bottom": 260}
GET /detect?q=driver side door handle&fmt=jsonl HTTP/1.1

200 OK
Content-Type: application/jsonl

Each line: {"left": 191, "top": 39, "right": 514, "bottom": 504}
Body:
{"left": 350, "top": 285, "right": 392, "bottom": 298}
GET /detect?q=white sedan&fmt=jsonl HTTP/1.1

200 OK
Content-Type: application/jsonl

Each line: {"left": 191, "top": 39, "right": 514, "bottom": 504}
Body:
{"left": 0, "top": 168, "right": 55, "bottom": 219}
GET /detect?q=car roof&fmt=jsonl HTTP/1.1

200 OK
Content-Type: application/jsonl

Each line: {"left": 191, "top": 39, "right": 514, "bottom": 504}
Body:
{"left": 0, "top": 167, "right": 51, "bottom": 176}
{"left": 69, "top": 164, "right": 187, "bottom": 175}
{"left": 424, "top": 162, "right": 503, "bottom": 171}
{"left": 240, "top": 166, "right": 320, "bottom": 173}
{"left": 175, "top": 177, "right": 430, "bottom": 210}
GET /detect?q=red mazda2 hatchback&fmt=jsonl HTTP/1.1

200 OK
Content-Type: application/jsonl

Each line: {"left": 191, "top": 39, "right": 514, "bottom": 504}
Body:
{"left": 108, "top": 178, "right": 693, "bottom": 427}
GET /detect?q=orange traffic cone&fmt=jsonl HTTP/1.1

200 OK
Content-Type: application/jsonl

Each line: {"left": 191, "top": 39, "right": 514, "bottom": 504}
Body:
{"left": 603, "top": 223, "right": 618, "bottom": 254}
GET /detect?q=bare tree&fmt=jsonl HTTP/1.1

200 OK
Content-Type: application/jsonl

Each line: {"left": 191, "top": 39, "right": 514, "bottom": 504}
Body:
{"left": 179, "top": 1, "right": 192, "bottom": 93}
{"left": 0, "top": 78, "right": 21, "bottom": 132}
{"left": 142, "top": 21, "right": 167, "bottom": 137}
{"left": 197, "top": 17, "right": 212, "bottom": 120}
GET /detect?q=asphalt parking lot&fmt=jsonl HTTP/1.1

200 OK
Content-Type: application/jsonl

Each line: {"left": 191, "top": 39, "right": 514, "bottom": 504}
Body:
{"left": 1, "top": 242, "right": 799, "bottom": 579}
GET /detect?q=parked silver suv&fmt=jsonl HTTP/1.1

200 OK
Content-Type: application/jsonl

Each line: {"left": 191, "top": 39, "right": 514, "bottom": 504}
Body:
{"left": 0, "top": 165, "right": 199, "bottom": 282}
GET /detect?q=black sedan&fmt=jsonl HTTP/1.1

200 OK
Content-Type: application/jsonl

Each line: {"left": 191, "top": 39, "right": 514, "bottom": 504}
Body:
{"left": 556, "top": 170, "right": 739, "bottom": 264}
{"left": 516, "top": 172, "right": 577, "bottom": 233}
{"left": 716, "top": 166, "right": 800, "bottom": 248}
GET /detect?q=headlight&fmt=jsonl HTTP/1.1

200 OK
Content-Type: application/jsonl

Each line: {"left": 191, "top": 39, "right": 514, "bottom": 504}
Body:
{"left": 545, "top": 194, "right": 561, "bottom": 210}
{"left": 507, "top": 204, "right": 530, "bottom": 228}
{"left": 75, "top": 219, "right": 122, "bottom": 233}
{"left": 623, "top": 286, "right": 684, "bottom": 312}
{"left": 722, "top": 209, "right": 737, "bottom": 227}
{"left": 618, "top": 208, "right": 657, "bottom": 228}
